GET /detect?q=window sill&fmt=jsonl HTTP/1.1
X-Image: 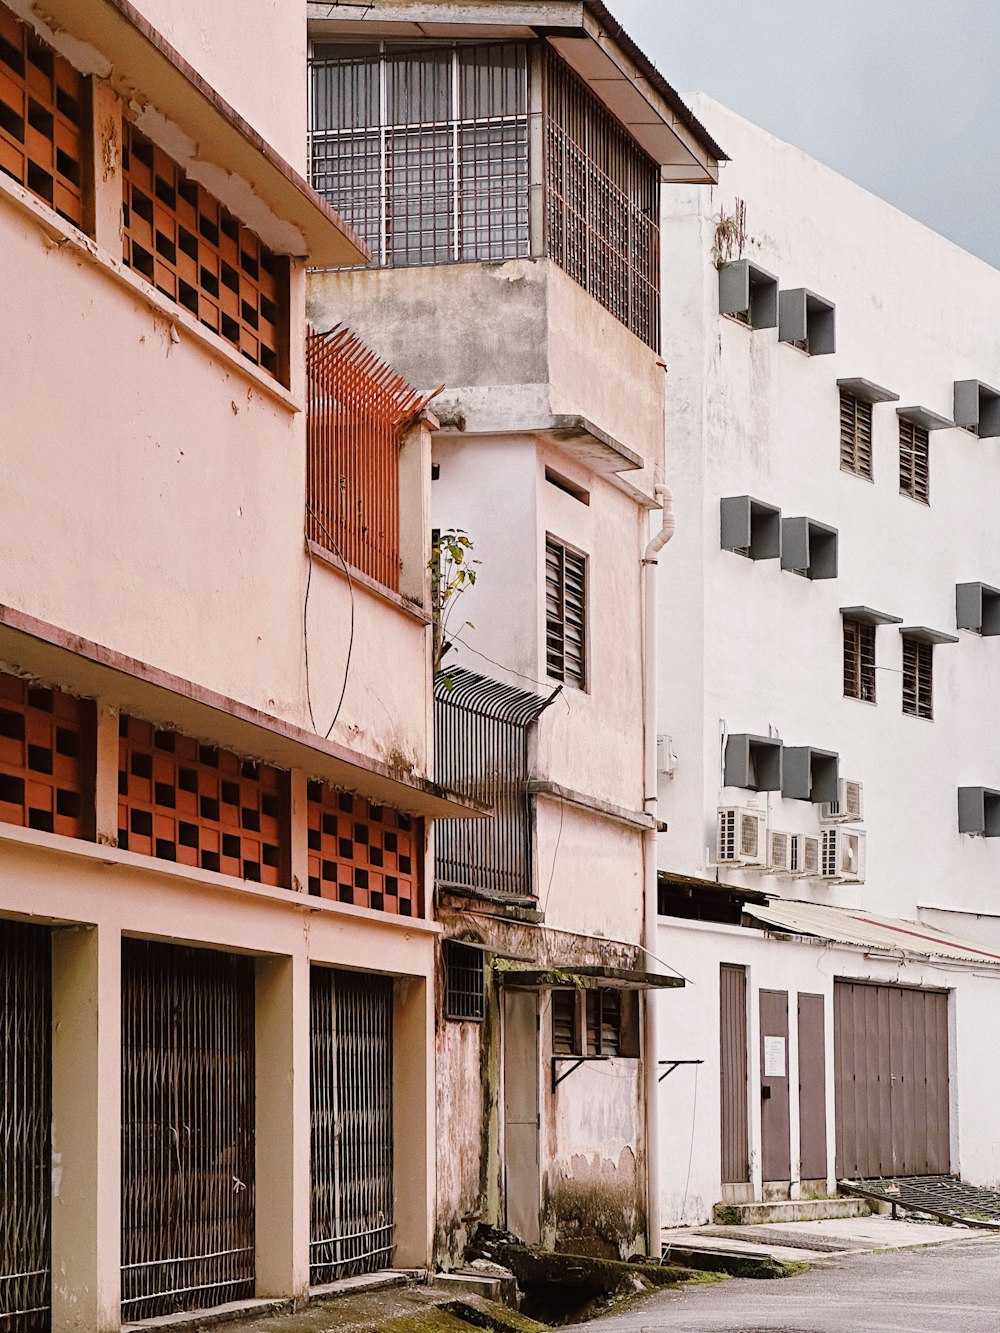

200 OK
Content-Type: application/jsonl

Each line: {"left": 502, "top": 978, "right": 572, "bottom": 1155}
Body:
{"left": 843, "top": 694, "right": 878, "bottom": 707}
{"left": 306, "top": 541, "right": 431, "bottom": 625}
{"left": 840, "top": 466, "right": 875, "bottom": 484}
{"left": 899, "top": 490, "right": 931, "bottom": 508}
{"left": 0, "top": 171, "right": 301, "bottom": 415}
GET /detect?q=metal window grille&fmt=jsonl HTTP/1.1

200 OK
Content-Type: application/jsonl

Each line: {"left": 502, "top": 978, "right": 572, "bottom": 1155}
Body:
{"left": 0, "top": 671, "right": 95, "bottom": 840}
{"left": 310, "top": 968, "right": 394, "bottom": 1285}
{"left": 308, "top": 42, "right": 529, "bottom": 269}
{"left": 543, "top": 46, "right": 661, "bottom": 350}
{"left": 843, "top": 619, "right": 876, "bottom": 702}
{"left": 899, "top": 417, "right": 930, "bottom": 504}
{"left": 0, "top": 3, "right": 83, "bottom": 228}
{"left": 840, "top": 392, "right": 873, "bottom": 479}
{"left": 306, "top": 781, "right": 421, "bottom": 916}
{"left": 434, "top": 668, "right": 557, "bottom": 898}
{"left": 306, "top": 325, "right": 436, "bottom": 590}
{"left": 121, "top": 122, "right": 287, "bottom": 381}
{"left": 545, "top": 536, "right": 587, "bottom": 690}
{"left": 902, "top": 637, "right": 933, "bottom": 719}
{"left": 121, "top": 940, "right": 255, "bottom": 1323}
{"left": 117, "top": 716, "right": 290, "bottom": 887}
{"left": 0, "top": 919, "right": 51, "bottom": 1333}
{"left": 443, "top": 941, "right": 485, "bottom": 1021}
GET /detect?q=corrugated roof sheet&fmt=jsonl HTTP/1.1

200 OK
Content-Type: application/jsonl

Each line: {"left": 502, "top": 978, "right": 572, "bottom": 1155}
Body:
{"left": 744, "top": 900, "right": 1000, "bottom": 967}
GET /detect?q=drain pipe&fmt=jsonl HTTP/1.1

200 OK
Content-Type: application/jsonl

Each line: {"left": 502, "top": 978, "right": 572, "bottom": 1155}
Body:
{"left": 642, "top": 485, "right": 675, "bottom": 1258}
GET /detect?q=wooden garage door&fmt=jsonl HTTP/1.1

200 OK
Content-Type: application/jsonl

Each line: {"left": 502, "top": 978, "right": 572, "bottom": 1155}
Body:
{"left": 834, "top": 981, "right": 949, "bottom": 1179}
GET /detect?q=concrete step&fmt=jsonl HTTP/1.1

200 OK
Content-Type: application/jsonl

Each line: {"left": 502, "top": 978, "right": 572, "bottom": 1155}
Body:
{"left": 430, "top": 1272, "right": 507, "bottom": 1302}
{"left": 713, "top": 1197, "right": 871, "bottom": 1226}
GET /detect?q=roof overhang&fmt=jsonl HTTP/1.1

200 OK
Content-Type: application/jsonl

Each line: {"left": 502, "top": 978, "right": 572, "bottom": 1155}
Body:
{"left": 496, "top": 963, "right": 684, "bottom": 990}
{"left": 14, "top": 0, "right": 368, "bottom": 265}
{"left": 658, "top": 869, "right": 770, "bottom": 906}
{"left": 0, "top": 604, "right": 481, "bottom": 821}
{"left": 306, "top": 0, "right": 723, "bottom": 182}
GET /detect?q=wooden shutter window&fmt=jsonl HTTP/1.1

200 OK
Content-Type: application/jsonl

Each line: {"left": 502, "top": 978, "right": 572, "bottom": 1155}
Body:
{"left": 545, "top": 536, "right": 587, "bottom": 690}
{"left": 840, "top": 391, "right": 873, "bottom": 479}
{"left": 552, "top": 989, "right": 576, "bottom": 1054}
{"left": 0, "top": 3, "right": 84, "bottom": 227}
{"left": 899, "top": 418, "right": 930, "bottom": 504}
{"left": 843, "top": 619, "right": 876, "bottom": 702}
{"left": 902, "top": 637, "right": 933, "bottom": 719}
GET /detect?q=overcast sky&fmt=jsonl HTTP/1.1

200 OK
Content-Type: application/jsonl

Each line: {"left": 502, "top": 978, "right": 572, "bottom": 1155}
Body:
{"left": 610, "top": 0, "right": 1000, "bottom": 270}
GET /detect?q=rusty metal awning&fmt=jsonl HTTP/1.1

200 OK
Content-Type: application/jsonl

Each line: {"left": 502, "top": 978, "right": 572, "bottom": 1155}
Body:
{"left": 496, "top": 964, "right": 683, "bottom": 991}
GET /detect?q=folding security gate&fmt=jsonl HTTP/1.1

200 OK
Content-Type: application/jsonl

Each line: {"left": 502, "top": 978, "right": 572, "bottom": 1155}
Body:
{"left": 834, "top": 980, "right": 950, "bottom": 1179}
{"left": 0, "top": 921, "right": 51, "bottom": 1333}
{"left": 121, "top": 941, "right": 255, "bottom": 1321}
{"left": 310, "top": 968, "right": 394, "bottom": 1284}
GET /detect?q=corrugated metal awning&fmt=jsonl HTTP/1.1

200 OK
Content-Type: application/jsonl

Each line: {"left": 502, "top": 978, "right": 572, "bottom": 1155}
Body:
{"left": 744, "top": 900, "right": 1000, "bottom": 967}
{"left": 496, "top": 964, "right": 684, "bottom": 991}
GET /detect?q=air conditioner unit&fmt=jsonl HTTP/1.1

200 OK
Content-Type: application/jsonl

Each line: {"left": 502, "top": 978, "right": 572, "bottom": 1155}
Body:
{"left": 765, "top": 829, "right": 793, "bottom": 874}
{"left": 717, "top": 806, "right": 767, "bottom": 867}
{"left": 790, "top": 833, "right": 820, "bottom": 877}
{"left": 820, "top": 779, "right": 864, "bottom": 824}
{"left": 821, "top": 827, "right": 866, "bottom": 883}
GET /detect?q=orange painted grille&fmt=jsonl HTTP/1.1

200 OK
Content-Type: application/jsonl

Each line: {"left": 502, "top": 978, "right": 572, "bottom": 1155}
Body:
{"left": 0, "top": 672, "right": 94, "bottom": 839}
{"left": 118, "top": 716, "right": 290, "bottom": 886}
{"left": 0, "top": 3, "right": 84, "bottom": 227}
{"left": 122, "top": 122, "right": 286, "bottom": 381}
{"left": 307, "top": 781, "right": 421, "bottom": 916}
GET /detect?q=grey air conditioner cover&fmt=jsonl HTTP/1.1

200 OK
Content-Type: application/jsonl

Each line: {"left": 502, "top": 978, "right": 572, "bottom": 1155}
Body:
{"left": 724, "top": 734, "right": 783, "bottom": 791}
{"left": 781, "top": 518, "right": 838, "bottom": 579}
{"left": 956, "top": 582, "right": 1000, "bottom": 636}
{"left": 783, "top": 747, "right": 839, "bottom": 804}
{"left": 720, "top": 496, "right": 782, "bottom": 560}
{"left": 958, "top": 786, "right": 1000, "bottom": 836}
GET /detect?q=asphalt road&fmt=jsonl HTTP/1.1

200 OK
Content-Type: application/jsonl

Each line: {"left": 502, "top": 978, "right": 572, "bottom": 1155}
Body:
{"left": 574, "top": 1238, "right": 1000, "bottom": 1332}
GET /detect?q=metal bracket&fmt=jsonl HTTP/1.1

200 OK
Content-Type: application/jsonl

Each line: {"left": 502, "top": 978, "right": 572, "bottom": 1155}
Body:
{"left": 658, "top": 1059, "right": 704, "bottom": 1083}
{"left": 552, "top": 1057, "right": 586, "bottom": 1090}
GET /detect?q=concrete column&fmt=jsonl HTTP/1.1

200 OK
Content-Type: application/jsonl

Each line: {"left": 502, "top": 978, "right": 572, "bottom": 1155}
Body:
{"left": 255, "top": 952, "right": 311, "bottom": 1300}
{"left": 86, "top": 79, "right": 123, "bottom": 254}
{"left": 50, "top": 924, "right": 121, "bottom": 1333}
{"left": 93, "top": 702, "right": 119, "bottom": 847}
{"left": 288, "top": 769, "right": 309, "bottom": 894}
{"left": 392, "top": 975, "right": 434, "bottom": 1269}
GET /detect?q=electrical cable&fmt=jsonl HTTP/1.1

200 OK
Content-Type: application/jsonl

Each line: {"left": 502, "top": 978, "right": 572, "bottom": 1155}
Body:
{"left": 680, "top": 1062, "right": 700, "bottom": 1223}
{"left": 303, "top": 504, "right": 356, "bottom": 740}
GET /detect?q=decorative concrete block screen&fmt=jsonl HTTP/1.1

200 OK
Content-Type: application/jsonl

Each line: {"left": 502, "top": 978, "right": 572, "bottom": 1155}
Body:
{"left": 306, "top": 780, "right": 420, "bottom": 916}
{"left": 0, "top": 671, "right": 94, "bottom": 840}
{"left": 117, "top": 716, "right": 289, "bottom": 887}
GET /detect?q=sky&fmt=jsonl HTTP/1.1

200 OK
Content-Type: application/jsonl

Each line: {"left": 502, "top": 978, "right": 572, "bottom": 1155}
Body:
{"left": 609, "top": 0, "right": 1000, "bottom": 270}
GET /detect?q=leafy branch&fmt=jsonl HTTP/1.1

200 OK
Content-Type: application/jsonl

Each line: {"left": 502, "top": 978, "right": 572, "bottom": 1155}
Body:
{"left": 429, "top": 528, "right": 479, "bottom": 678}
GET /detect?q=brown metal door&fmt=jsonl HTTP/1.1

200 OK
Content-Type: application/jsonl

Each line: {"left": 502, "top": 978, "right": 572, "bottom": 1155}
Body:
{"left": 834, "top": 981, "right": 950, "bottom": 1179}
{"left": 719, "top": 964, "right": 749, "bottom": 1183}
{"left": 759, "top": 989, "right": 791, "bottom": 1182}
{"left": 797, "top": 993, "right": 827, "bottom": 1181}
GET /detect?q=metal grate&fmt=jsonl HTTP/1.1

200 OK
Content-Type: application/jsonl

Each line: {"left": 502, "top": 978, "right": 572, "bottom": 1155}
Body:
{"left": 902, "top": 637, "right": 933, "bottom": 719}
{"left": 545, "top": 536, "right": 587, "bottom": 690}
{"left": 0, "top": 919, "right": 51, "bottom": 1333}
{"left": 444, "top": 941, "right": 485, "bottom": 1021}
{"left": 306, "top": 781, "right": 421, "bottom": 916}
{"left": 306, "top": 325, "right": 436, "bottom": 591}
{"left": 899, "top": 417, "right": 930, "bottom": 504}
{"left": 434, "top": 668, "right": 557, "bottom": 898}
{"left": 121, "top": 940, "right": 255, "bottom": 1322}
{"left": 0, "top": 671, "right": 94, "bottom": 840}
{"left": 0, "top": 2, "right": 83, "bottom": 227}
{"left": 843, "top": 619, "right": 876, "bottom": 702}
{"left": 117, "top": 716, "right": 290, "bottom": 887}
{"left": 122, "top": 122, "right": 286, "bottom": 381}
{"left": 310, "top": 968, "right": 394, "bottom": 1285}
{"left": 309, "top": 41, "right": 529, "bottom": 269}
{"left": 543, "top": 46, "right": 661, "bottom": 350}
{"left": 840, "top": 391, "right": 873, "bottom": 478}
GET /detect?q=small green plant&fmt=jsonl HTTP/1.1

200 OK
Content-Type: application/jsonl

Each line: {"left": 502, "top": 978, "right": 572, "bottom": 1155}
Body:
{"left": 429, "top": 528, "right": 479, "bottom": 679}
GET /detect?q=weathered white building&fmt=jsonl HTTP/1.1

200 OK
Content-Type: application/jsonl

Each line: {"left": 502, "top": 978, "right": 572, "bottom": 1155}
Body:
{"left": 655, "top": 97, "right": 1000, "bottom": 1228}
{"left": 305, "top": 2, "right": 722, "bottom": 1262}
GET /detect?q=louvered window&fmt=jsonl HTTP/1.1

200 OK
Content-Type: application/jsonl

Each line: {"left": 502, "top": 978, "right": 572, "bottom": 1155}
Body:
{"left": 902, "top": 637, "right": 933, "bottom": 719}
{"left": 545, "top": 536, "right": 587, "bottom": 690}
{"left": 443, "top": 942, "right": 485, "bottom": 1021}
{"left": 899, "top": 417, "right": 930, "bottom": 504}
{"left": 552, "top": 989, "right": 576, "bottom": 1054}
{"left": 843, "top": 619, "right": 876, "bottom": 702}
{"left": 553, "top": 988, "right": 626, "bottom": 1057}
{"left": 840, "top": 392, "right": 873, "bottom": 479}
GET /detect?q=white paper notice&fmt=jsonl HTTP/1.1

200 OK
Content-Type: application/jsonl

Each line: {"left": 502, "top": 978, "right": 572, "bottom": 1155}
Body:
{"left": 763, "top": 1036, "right": 786, "bottom": 1078}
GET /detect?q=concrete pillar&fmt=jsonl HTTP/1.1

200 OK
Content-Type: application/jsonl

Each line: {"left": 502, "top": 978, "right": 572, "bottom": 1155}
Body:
{"left": 255, "top": 952, "right": 311, "bottom": 1300}
{"left": 393, "top": 975, "right": 434, "bottom": 1269}
{"left": 93, "top": 702, "right": 119, "bottom": 847}
{"left": 288, "top": 769, "right": 309, "bottom": 895}
{"left": 86, "top": 79, "right": 123, "bottom": 254}
{"left": 50, "top": 924, "right": 121, "bottom": 1333}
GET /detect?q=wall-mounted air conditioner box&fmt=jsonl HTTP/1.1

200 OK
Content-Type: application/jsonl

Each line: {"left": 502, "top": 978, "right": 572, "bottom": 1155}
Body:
{"left": 781, "top": 517, "right": 839, "bottom": 580}
{"left": 765, "top": 829, "right": 793, "bottom": 874}
{"left": 717, "top": 806, "right": 767, "bottom": 867}
{"left": 718, "top": 258, "right": 779, "bottom": 329}
{"left": 820, "top": 779, "right": 864, "bottom": 824}
{"left": 778, "top": 288, "right": 836, "bottom": 356}
{"left": 958, "top": 786, "right": 1000, "bottom": 837}
{"left": 724, "top": 733, "right": 783, "bottom": 791}
{"left": 956, "top": 582, "right": 1000, "bottom": 636}
{"left": 820, "top": 827, "right": 866, "bottom": 882}
{"left": 782, "top": 746, "right": 839, "bottom": 804}
{"left": 954, "top": 380, "right": 1000, "bottom": 438}
{"left": 720, "top": 495, "right": 782, "bottom": 560}
{"left": 790, "top": 833, "right": 820, "bottom": 877}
